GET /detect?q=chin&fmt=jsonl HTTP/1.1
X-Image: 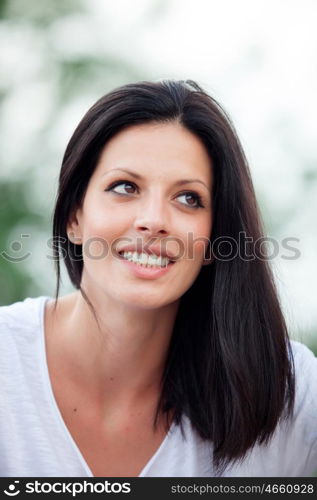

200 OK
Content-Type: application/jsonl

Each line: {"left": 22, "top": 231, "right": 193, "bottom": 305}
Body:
{"left": 115, "top": 290, "right": 179, "bottom": 311}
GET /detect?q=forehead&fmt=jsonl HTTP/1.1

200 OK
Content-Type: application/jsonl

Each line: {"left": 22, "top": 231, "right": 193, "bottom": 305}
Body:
{"left": 93, "top": 122, "right": 213, "bottom": 186}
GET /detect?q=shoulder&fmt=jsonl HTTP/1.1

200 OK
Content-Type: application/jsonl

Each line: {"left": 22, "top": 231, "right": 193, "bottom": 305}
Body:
{"left": 290, "top": 340, "right": 317, "bottom": 421}
{"left": 287, "top": 341, "right": 317, "bottom": 472}
{"left": 0, "top": 296, "right": 51, "bottom": 334}
{"left": 290, "top": 338, "right": 316, "bottom": 365}
{"left": 290, "top": 339, "right": 317, "bottom": 393}
{"left": 225, "top": 340, "right": 317, "bottom": 476}
{"left": 0, "top": 297, "right": 51, "bottom": 389}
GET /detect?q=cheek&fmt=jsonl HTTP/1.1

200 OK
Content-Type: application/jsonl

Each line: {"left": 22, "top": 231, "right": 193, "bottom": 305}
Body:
{"left": 80, "top": 207, "right": 131, "bottom": 241}
{"left": 180, "top": 216, "right": 212, "bottom": 261}
{"left": 80, "top": 213, "right": 130, "bottom": 261}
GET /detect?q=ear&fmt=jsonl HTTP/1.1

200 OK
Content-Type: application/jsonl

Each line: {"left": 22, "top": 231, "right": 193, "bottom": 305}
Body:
{"left": 66, "top": 209, "right": 83, "bottom": 245}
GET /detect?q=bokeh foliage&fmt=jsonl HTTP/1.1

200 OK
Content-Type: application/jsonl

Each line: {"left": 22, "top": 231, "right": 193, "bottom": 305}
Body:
{"left": 0, "top": 0, "right": 143, "bottom": 305}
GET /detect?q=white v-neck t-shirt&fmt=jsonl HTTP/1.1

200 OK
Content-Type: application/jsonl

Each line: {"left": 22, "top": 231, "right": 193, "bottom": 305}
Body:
{"left": 0, "top": 296, "right": 316, "bottom": 477}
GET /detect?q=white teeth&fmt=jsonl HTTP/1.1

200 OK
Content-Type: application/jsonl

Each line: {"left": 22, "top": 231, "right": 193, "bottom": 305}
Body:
{"left": 140, "top": 253, "right": 148, "bottom": 265}
{"left": 120, "top": 251, "right": 170, "bottom": 267}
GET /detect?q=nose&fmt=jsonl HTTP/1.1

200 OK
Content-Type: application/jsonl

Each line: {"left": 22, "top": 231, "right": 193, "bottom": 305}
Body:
{"left": 133, "top": 192, "right": 169, "bottom": 236}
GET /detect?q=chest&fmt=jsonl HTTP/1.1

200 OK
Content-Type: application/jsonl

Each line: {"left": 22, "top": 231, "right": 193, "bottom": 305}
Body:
{"left": 48, "top": 371, "right": 170, "bottom": 476}
{"left": 61, "top": 411, "right": 168, "bottom": 476}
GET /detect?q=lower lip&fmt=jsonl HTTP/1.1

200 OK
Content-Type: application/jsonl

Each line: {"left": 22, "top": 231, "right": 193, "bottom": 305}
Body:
{"left": 118, "top": 256, "right": 175, "bottom": 279}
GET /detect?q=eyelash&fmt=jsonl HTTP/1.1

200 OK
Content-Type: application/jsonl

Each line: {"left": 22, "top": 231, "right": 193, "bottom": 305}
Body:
{"left": 105, "top": 180, "right": 205, "bottom": 209}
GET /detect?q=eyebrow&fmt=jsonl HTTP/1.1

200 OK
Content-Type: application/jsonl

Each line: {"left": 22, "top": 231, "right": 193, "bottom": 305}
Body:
{"left": 102, "top": 168, "right": 210, "bottom": 191}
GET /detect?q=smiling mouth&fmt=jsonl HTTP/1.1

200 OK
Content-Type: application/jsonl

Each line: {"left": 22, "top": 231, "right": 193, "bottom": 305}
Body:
{"left": 117, "top": 251, "right": 176, "bottom": 268}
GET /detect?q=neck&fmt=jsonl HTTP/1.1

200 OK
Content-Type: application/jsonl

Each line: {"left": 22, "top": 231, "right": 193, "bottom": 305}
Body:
{"left": 48, "top": 289, "right": 180, "bottom": 411}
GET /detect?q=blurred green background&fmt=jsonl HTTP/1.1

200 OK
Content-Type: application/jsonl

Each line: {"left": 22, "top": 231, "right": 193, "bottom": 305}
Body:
{"left": 0, "top": 0, "right": 316, "bottom": 356}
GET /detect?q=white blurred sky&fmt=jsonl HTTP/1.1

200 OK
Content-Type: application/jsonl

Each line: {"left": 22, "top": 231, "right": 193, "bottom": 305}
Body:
{"left": 0, "top": 0, "right": 316, "bottom": 340}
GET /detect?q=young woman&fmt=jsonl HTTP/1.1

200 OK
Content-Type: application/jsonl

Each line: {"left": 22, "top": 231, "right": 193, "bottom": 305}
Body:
{"left": 0, "top": 80, "right": 316, "bottom": 477}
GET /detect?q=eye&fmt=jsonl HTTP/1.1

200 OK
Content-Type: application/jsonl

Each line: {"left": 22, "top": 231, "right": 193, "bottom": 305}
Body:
{"left": 105, "top": 180, "right": 137, "bottom": 195}
{"left": 105, "top": 181, "right": 205, "bottom": 209}
{"left": 177, "top": 192, "right": 204, "bottom": 209}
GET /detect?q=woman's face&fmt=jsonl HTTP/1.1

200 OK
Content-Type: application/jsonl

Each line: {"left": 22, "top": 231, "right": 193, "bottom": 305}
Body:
{"left": 68, "top": 122, "right": 213, "bottom": 310}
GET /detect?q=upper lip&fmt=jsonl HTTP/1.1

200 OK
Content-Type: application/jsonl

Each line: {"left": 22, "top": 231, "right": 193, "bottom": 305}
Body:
{"left": 117, "top": 244, "right": 177, "bottom": 261}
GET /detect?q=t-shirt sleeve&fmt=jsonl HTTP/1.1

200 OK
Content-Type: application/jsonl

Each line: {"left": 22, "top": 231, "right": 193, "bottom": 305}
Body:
{"left": 291, "top": 340, "right": 317, "bottom": 475}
